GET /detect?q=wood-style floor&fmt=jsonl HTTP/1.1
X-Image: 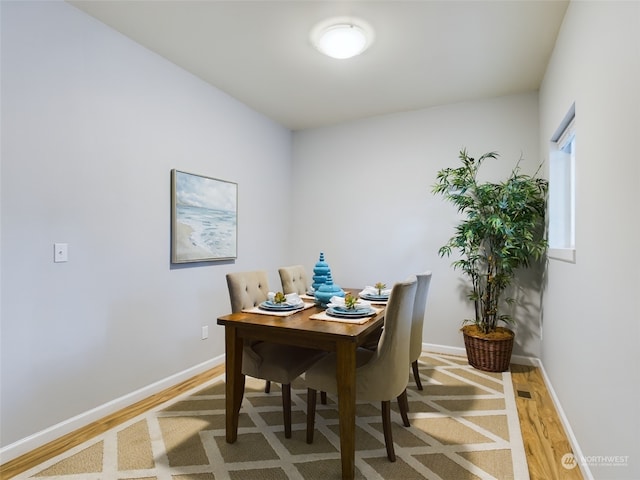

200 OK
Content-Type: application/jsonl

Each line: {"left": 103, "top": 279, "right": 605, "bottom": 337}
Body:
{"left": 0, "top": 360, "right": 584, "bottom": 480}
{"left": 511, "top": 363, "right": 584, "bottom": 480}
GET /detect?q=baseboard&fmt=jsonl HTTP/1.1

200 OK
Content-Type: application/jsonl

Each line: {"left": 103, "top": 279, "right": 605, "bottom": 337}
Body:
{"left": 423, "top": 342, "right": 467, "bottom": 357}
{"left": 0, "top": 354, "right": 225, "bottom": 464}
{"left": 424, "top": 342, "right": 541, "bottom": 367}
{"left": 422, "top": 342, "right": 592, "bottom": 479}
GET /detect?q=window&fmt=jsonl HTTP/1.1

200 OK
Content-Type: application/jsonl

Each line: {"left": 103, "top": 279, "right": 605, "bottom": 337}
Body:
{"left": 548, "top": 105, "right": 576, "bottom": 262}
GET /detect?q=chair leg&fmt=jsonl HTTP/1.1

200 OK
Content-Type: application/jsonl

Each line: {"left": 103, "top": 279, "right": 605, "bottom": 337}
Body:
{"left": 381, "top": 401, "right": 396, "bottom": 462}
{"left": 265, "top": 380, "right": 271, "bottom": 393}
{"left": 306, "top": 388, "right": 317, "bottom": 444}
{"left": 412, "top": 360, "right": 423, "bottom": 390}
{"left": 320, "top": 391, "right": 327, "bottom": 405}
{"left": 282, "top": 383, "right": 292, "bottom": 438}
{"left": 397, "top": 389, "right": 410, "bottom": 427}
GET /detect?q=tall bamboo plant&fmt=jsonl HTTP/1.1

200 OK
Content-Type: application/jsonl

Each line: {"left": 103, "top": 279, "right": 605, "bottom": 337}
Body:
{"left": 433, "top": 149, "right": 548, "bottom": 334}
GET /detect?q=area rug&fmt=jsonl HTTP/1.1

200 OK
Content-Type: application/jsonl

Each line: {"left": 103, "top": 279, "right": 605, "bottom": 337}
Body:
{"left": 13, "top": 353, "right": 529, "bottom": 479}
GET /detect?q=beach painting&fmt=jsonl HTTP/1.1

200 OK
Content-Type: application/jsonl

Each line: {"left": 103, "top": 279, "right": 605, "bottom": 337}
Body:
{"left": 171, "top": 170, "right": 237, "bottom": 263}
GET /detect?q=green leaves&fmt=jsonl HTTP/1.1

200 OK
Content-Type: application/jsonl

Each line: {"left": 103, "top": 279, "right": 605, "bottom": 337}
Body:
{"left": 433, "top": 149, "right": 548, "bottom": 333}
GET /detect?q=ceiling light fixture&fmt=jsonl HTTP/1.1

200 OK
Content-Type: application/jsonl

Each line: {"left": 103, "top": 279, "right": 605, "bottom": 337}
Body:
{"left": 311, "top": 17, "right": 374, "bottom": 60}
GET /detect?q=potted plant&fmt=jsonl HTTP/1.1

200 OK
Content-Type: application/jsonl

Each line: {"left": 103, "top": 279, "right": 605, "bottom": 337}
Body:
{"left": 432, "top": 149, "right": 548, "bottom": 372}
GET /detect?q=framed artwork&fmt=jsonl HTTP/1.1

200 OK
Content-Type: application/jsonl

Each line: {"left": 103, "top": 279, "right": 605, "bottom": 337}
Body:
{"left": 171, "top": 169, "right": 237, "bottom": 263}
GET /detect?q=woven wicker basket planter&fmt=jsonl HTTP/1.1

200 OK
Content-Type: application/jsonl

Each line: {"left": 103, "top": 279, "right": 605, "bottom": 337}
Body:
{"left": 462, "top": 325, "right": 515, "bottom": 372}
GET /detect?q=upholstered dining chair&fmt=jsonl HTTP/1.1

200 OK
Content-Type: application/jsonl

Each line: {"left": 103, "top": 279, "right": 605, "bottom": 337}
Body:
{"left": 225, "top": 270, "right": 326, "bottom": 438}
{"left": 410, "top": 271, "right": 432, "bottom": 390}
{"left": 304, "top": 275, "right": 418, "bottom": 462}
{"left": 278, "top": 265, "right": 310, "bottom": 295}
{"left": 362, "top": 271, "right": 433, "bottom": 391}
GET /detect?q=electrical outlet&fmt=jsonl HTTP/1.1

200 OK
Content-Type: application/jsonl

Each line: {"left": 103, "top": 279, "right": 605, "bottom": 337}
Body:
{"left": 54, "top": 243, "right": 68, "bottom": 263}
{"left": 201, "top": 325, "right": 209, "bottom": 340}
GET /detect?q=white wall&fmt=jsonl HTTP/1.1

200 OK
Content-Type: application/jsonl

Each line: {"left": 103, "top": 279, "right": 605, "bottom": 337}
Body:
{"left": 1, "top": 1, "right": 292, "bottom": 450}
{"left": 539, "top": 1, "right": 640, "bottom": 479}
{"left": 291, "top": 93, "right": 544, "bottom": 358}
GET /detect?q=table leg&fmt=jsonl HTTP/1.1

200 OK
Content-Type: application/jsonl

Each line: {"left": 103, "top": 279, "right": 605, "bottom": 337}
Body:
{"left": 336, "top": 339, "right": 357, "bottom": 480}
{"left": 224, "top": 325, "right": 244, "bottom": 443}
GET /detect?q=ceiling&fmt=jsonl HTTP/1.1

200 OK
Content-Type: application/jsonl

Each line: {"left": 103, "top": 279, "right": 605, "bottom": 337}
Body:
{"left": 68, "top": 1, "right": 569, "bottom": 131}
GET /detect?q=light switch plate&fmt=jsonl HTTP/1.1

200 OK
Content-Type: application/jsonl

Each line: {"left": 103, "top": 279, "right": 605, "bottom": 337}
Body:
{"left": 54, "top": 243, "right": 68, "bottom": 263}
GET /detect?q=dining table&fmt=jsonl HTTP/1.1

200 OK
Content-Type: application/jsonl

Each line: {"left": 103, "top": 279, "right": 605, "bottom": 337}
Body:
{"left": 216, "top": 290, "right": 386, "bottom": 480}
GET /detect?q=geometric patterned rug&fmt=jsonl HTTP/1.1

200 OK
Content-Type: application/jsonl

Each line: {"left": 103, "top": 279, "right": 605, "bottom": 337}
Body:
{"left": 13, "top": 353, "right": 529, "bottom": 480}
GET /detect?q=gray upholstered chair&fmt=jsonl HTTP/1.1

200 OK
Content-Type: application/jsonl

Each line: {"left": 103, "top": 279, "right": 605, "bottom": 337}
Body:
{"left": 362, "top": 271, "right": 433, "bottom": 391}
{"left": 225, "top": 270, "right": 326, "bottom": 438}
{"left": 410, "top": 271, "right": 432, "bottom": 390}
{"left": 304, "top": 275, "right": 418, "bottom": 462}
{"left": 278, "top": 265, "right": 310, "bottom": 295}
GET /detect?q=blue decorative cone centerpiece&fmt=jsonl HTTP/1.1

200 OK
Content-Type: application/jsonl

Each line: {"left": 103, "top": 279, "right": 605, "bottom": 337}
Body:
{"left": 312, "top": 252, "right": 330, "bottom": 291}
{"left": 314, "top": 271, "right": 345, "bottom": 307}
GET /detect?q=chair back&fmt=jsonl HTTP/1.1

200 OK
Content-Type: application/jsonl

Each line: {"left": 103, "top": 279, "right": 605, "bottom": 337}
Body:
{"left": 357, "top": 275, "right": 417, "bottom": 402}
{"left": 278, "top": 265, "right": 310, "bottom": 295}
{"left": 226, "top": 270, "right": 270, "bottom": 312}
{"left": 410, "top": 271, "right": 432, "bottom": 363}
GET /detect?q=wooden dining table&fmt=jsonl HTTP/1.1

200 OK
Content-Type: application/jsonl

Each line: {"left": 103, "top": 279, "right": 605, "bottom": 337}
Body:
{"left": 216, "top": 292, "right": 385, "bottom": 480}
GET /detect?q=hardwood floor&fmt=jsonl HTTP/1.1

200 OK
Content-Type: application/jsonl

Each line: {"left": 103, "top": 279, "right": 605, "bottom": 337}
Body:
{"left": 0, "top": 360, "right": 583, "bottom": 479}
{"left": 511, "top": 363, "right": 584, "bottom": 480}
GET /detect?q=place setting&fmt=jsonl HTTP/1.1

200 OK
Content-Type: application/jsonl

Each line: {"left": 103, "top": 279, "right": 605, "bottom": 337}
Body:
{"left": 242, "top": 292, "right": 314, "bottom": 316}
{"left": 358, "top": 282, "right": 391, "bottom": 304}
{"left": 310, "top": 292, "right": 382, "bottom": 324}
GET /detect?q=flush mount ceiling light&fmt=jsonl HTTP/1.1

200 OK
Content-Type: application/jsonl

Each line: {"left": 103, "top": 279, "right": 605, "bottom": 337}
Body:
{"left": 310, "top": 17, "right": 374, "bottom": 59}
